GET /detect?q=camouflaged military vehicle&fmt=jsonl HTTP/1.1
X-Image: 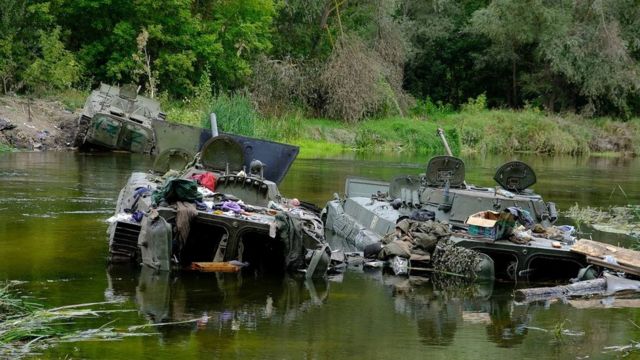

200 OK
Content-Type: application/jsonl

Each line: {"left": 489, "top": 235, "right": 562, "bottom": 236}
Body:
{"left": 108, "top": 134, "right": 337, "bottom": 278}
{"left": 323, "top": 130, "right": 588, "bottom": 281}
{"left": 76, "top": 83, "right": 166, "bottom": 153}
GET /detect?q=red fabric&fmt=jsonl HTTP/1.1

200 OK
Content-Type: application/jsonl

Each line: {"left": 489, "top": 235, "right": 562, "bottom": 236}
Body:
{"left": 191, "top": 172, "right": 216, "bottom": 191}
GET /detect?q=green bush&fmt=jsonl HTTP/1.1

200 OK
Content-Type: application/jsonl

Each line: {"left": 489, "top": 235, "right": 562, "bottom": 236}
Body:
{"left": 411, "top": 97, "right": 454, "bottom": 119}
{"left": 443, "top": 110, "right": 591, "bottom": 154}
{"left": 23, "top": 27, "right": 82, "bottom": 94}
{"left": 255, "top": 115, "right": 303, "bottom": 142}
{"left": 201, "top": 93, "right": 258, "bottom": 136}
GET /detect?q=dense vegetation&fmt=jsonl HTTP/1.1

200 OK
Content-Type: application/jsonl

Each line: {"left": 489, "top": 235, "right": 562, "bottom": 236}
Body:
{"left": 3, "top": 0, "right": 639, "bottom": 117}
{"left": 2, "top": 0, "right": 640, "bottom": 155}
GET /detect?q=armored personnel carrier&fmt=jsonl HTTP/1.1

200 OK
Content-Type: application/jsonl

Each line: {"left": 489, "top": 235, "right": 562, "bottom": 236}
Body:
{"left": 108, "top": 134, "right": 335, "bottom": 278}
{"left": 323, "top": 131, "right": 587, "bottom": 280}
{"left": 76, "top": 83, "right": 165, "bottom": 153}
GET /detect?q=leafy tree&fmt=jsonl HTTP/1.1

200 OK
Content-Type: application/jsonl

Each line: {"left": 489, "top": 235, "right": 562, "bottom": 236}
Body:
{"left": 23, "top": 26, "right": 82, "bottom": 93}
{"left": 50, "top": 0, "right": 275, "bottom": 98}
{"left": 401, "top": 0, "right": 493, "bottom": 107}
{"left": 470, "top": 0, "right": 640, "bottom": 114}
{"left": 0, "top": 0, "right": 58, "bottom": 93}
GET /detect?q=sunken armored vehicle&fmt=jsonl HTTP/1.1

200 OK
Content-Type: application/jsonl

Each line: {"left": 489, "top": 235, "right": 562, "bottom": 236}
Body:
{"left": 108, "top": 134, "right": 335, "bottom": 278}
{"left": 324, "top": 131, "right": 587, "bottom": 281}
{"left": 76, "top": 83, "right": 165, "bottom": 153}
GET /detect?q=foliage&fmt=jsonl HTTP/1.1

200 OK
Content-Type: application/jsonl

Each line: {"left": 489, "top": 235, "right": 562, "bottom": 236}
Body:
{"left": 355, "top": 118, "right": 460, "bottom": 154}
{"left": 50, "top": 0, "right": 275, "bottom": 97}
{"left": 470, "top": 0, "right": 640, "bottom": 115}
{"left": 3, "top": 0, "right": 640, "bottom": 118}
{"left": 411, "top": 98, "right": 455, "bottom": 119}
{"left": 320, "top": 36, "right": 387, "bottom": 122}
{"left": 401, "top": 0, "right": 493, "bottom": 107}
{"left": 460, "top": 93, "right": 487, "bottom": 113}
{"left": 255, "top": 114, "right": 304, "bottom": 142}
{"left": 250, "top": 56, "right": 308, "bottom": 116}
{"left": 23, "top": 27, "right": 82, "bottom": 93}
{"left": 441, "top": 109, "right": 597, "bottom": 155}
{"left": 200, "top": 93, "right": 259, "bottom": 137}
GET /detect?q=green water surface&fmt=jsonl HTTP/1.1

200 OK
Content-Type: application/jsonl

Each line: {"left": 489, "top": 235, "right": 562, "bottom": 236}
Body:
{"left": 1, "top": 151, "right": 639, "bottom": 359}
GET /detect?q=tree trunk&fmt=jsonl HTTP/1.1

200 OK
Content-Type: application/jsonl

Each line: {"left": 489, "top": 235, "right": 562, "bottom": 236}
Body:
{"left": 310, "top": 1, "right": 334, "bottom": 54}
{"left": 514, "top": 278, "right": 606, "bottom": 303}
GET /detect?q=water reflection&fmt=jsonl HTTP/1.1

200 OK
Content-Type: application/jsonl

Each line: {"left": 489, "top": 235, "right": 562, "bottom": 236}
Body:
{"left": 106, "top": 265, "right": 330, "bottom": 334}
{"left": 356, "top": 269, "right": 533, "bottom": 348}
{"left": 106, "top": 264, "right": 535, "bottom": 351}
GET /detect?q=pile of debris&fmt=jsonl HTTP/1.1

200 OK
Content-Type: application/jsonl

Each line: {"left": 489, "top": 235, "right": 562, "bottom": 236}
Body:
{"left": 362, "top": 218, "right": 494, "bottom": 279}
{"left": 0, "top": 96, "right": 77, "bottom": 151}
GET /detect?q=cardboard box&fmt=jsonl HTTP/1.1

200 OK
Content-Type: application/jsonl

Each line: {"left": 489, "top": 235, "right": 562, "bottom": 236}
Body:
{"left": 466, "top": 211, "right": 511, "bottom": 240}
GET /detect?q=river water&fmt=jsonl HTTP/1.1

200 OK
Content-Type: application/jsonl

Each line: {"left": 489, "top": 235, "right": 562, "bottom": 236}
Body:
{"left": 0, "top": 151, "right": 639, "bottom": 359}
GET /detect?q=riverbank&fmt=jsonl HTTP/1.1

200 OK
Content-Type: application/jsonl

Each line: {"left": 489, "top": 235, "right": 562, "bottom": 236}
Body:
{"left": 1, "top": 92, "right": 638, "bottom": 158}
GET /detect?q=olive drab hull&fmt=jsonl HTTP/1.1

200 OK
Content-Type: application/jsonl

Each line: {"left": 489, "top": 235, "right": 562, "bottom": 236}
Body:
{"left": 77, "top": 85, "right": 301, "bottom": 185}
{"left": 77, "top": 84, "right": 164, "bottom": 153}
{"left": 323, "top": 156, "right": 588, "bottom": 281}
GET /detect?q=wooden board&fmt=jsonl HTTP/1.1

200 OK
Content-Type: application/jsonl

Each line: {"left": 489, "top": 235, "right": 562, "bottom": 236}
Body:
{"left": 571, "top": 239, "right": 640, "bottom": 275}
{"left": 190, "top": 262, "right": 240, "bottom": 273}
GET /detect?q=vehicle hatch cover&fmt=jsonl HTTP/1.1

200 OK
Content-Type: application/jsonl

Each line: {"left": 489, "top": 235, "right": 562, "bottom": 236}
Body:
{"left": 425, "top": 156, "right": 465, "bottom": 187}
{"left": 200, "top": 135, "right": 245, "bottom": 173}
{"left": 152, "top": 148, "right": 194, "bottom": 173}
{"left": 494, "top": 161, "right": 536, "bottom": 192}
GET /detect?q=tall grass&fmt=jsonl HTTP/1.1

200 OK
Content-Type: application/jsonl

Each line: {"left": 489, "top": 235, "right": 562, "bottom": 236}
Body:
{"left": 255, "top": 114, "right": 304, "bottom": 141}
{"left": 442, "top": 110, "right": 592, "bottom": 155}
{"left": 355, "top": 117, "right": 460, "bottom": 154}
{"left": 0, "top": 283, "right": 151, "bottom": 359}
{"left": 200, "top": 93, "right": 258, "bottom": 137}
{"left": 0, "top": 143, "right": 13, "bottom": 152}
{"left": 160, "top": 89, "right": 640, "bottom": 157}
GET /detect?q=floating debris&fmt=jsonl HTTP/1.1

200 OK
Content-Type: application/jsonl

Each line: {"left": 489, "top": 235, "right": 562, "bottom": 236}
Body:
{"left": 0, "top": 283, "right": 153, "bottom": 359}
{"left": 565, "top": 204, "right": 640, "bottom": 238}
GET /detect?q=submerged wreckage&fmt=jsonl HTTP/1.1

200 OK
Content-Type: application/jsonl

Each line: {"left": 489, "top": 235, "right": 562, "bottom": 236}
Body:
{"left": 107, "top": 134, "right": 337, "bottom": 278}
{"left": 76, "top": 83, "right": 215, "bottom": 155}
{"left": 76, "top": 83, "right": 165, "bottom": 153}
{"left": 323, "top": 129, "right": 640, "bottom": 282}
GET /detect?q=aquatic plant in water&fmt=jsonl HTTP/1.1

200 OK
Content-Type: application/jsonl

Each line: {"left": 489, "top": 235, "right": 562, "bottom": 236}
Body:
{"left": 0, "top": 283, "right": 153, "bottom": 359}
{"left": 565, "top": 204, "right": 640, "bottom": 239}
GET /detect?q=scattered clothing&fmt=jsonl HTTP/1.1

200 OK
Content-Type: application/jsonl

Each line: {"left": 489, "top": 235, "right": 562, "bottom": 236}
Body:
{"left": 191, "top": 172, "right": 217, "bottom": 191}
{"left": 175, "top": 201, "right": 198, "bottom": 256}
{"left": 152, "top": 178, "right": 203, "bottom": 206}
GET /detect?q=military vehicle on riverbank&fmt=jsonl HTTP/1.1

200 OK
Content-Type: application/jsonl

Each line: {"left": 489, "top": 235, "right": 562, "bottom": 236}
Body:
{"left": 107, "top": 134, "right": 336, "bottom": 278}
{"left": 323, "top": 130, "right": 589, "bottom": 281}
{"left": 75, "top": 83, "right": 165, "bottom": 153}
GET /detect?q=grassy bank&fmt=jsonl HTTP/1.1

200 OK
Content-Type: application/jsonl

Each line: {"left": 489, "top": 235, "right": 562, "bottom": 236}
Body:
{"left": 159, "top": 93, "right": 640, "bottom": 158}
{"left": 38, "top": 90, "right": 639, "bottom": 158}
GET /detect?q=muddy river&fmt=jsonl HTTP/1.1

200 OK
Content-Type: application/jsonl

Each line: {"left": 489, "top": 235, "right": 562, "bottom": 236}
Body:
{"left": 1, "top": 152, "right": 639, "bottom": 359}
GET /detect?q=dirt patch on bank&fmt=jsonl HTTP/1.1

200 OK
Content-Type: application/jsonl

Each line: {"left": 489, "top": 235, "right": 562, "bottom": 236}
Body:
{"left": 0, "top": 96, "right": 78, "bottom": 151}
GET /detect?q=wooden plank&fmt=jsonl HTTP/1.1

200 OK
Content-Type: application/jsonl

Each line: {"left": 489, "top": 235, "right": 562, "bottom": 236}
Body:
{"left": 571, "top": 239, "right": 640, "bottom": 270}
{"left": 189, "top": 262, "right": 240, "bottom": 273}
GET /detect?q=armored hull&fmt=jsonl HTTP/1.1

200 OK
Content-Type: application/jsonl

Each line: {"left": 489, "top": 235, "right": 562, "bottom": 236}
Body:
{"left": 108, "top": 135, "right": 334, "bottom": 278}
{"left": 76, "top": 84, "right": 165, "bottom": 153}
{"left": 323, "top": 156, "right": 587, "bottom": 280}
